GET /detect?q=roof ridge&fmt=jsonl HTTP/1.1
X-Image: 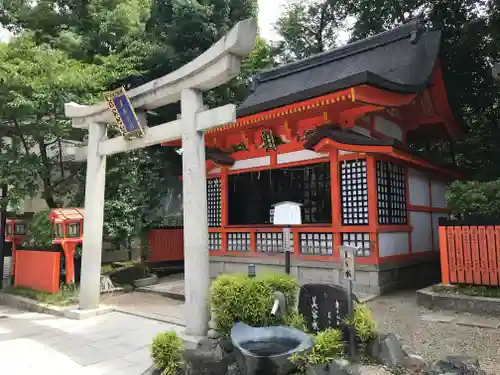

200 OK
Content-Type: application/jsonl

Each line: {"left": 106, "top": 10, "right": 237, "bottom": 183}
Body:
{"left": 253, "top": 17, "right": 426, "bottom": 88}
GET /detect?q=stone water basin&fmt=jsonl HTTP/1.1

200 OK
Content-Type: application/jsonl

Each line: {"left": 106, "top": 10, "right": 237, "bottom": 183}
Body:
{"left": 231, "top": 322, "right": 314, "bottom": 375}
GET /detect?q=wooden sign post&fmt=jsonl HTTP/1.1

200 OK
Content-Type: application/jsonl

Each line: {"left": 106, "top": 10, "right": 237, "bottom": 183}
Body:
{"left": 339, "top": 244, "right": 358, "bottom": 359}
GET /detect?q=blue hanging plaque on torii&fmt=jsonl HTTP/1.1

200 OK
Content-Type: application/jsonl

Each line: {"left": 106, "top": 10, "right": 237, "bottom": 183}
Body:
{"left": 104, "top": 86, "right": 145, "bottom": 140}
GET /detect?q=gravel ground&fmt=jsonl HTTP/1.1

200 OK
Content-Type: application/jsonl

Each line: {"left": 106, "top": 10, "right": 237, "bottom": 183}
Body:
{"left": 367, "top": 290, "right": 500, "bottom": 375}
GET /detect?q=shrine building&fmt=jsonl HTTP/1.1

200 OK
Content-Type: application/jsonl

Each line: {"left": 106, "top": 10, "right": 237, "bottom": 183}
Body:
{"left": 163, "top": 19, "right": 460, "bottom": 294}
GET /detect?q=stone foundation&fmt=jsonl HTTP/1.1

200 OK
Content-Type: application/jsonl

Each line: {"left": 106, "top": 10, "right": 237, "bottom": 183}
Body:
{"left": 209, "top": 254, "right": 441, "bottom": 295}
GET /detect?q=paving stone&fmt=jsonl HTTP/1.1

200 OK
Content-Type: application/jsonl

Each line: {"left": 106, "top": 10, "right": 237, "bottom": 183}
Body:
{"left": 421, "top": 313, "right": 456, "bottom": 323}
{"left": 456, "top": 317, "right": 500, "bottom": 329}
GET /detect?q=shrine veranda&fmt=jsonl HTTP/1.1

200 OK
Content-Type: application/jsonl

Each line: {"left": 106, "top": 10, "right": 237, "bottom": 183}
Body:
{"left": 163, "top": 20, "right": 460, "bottom": 295}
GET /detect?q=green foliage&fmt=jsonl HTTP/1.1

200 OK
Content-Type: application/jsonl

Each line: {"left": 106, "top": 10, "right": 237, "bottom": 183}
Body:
{"left": 151, "top": 331, "right": 184, "bottom": 375}
{"left": 284, "top": 311, "right": 308, "bottom": 333}
{"left": 23, "top": 209, "right": 53, "bottom": 249}
{"left": 344, "top": 302, "right": 377, "bottom": 343}
{"left": 289, "top": 328, "right": 343, "bottom": 372}
{"left": 5, "top": 283, "right": 79, "bottom": 306}
{"left": 272, "top": 0, "right": 346, "bottom": 63}
{"left": 0, "top": 0, "right": 268, "bottom": 238}
{"left": 209, "top": 273, "right": 299, "bottom": 335}
{"left": 446, "top": 180, "right": 500, "bottom": 219}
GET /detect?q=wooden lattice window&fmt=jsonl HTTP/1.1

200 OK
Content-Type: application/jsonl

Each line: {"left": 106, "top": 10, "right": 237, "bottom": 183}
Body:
{"left": 227, "top": 232, "right": 251, "bottom": 252}
{"left": 227, "top": 163, "right": 331, "bottom": 225}
{"left": 14, "top": 223, "right": 26, "bottom": 235}
{"left": 299, "top": 232, "right": 333, "bottom": 255}
{"left": 55, "top": 223, "right": 64, "bottom": 238}
{"left": 208, "top": 232, "right": 222, "bottom": 252}
{"left": 67, "top": 223, "right": 80, "bottom": 238}
{"left": 207, "top": 178, "right": 222, "bottom": 227}
{"left": 256, "top": 232, "right": 294, "bottom": 253}
{"left": 342, "top": 233, "right": 370, "bottom": 257}
{"left": 376, "top": 161, "right": 407, "bottom": 225}
{"left": 341, "top": 160, "right": 369, "bottom": 225}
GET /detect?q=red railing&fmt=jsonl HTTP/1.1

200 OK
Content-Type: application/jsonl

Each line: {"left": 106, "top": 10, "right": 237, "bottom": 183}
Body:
{"left": 439, "top": 219, "right": 500, "bottom": 286}
{"left": 14, "top": 249, "right": 61, "bottom": 293}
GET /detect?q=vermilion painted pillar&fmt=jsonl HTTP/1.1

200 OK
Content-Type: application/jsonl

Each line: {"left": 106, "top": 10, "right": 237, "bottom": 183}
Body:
{"left": 62, "top": 241, "right": 77, "bottom": 285}
{"left": 366, "top": 156, "right": 379, "bottom": 263}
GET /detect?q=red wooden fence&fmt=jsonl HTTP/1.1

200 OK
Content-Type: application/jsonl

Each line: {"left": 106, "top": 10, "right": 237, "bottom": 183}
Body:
{"left": 15, "top": 249, "right": 61, "bottom": 293}
{"left": 439, "top": 219, "right": 500, "bottom": 286}
{"left": 148, "top": 228, "right": 184, "bottom": 263}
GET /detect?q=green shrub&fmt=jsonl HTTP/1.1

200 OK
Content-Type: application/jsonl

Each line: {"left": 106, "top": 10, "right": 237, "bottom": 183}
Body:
{"left": 284, "top": 311, "right": 308, "bottom": 332}
{"left": 290, "top": 328, "right": 343, "bottom": 372}
{"left": 209, "top": 273, "right": 299, "bottom": 335}
{"left": 23, "top": 209, "right": 53, "bottom": 249}
{"left": 344, "top": 302, "right": 376, "bottom": 343}
{"left": 446, "top": 180, "right": 500, "bottom": 219}
{"left": 151, "top": 331, "right": 184, "bottom": 375}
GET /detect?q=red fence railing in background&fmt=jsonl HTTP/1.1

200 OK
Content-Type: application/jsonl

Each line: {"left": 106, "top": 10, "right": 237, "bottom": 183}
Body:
{"left": 148, "top": 228, "right": 184, "bottom": 263}
{"left": 439, "top": 218, "right": 500, "bottom": 286}
{"left": 14, "top": 249, "right": 61, "bottom": 293}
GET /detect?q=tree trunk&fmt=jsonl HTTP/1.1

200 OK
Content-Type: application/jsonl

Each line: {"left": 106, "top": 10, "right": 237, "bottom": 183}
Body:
{"left": 38, "top": 139, "right": 58, "bottom": 208}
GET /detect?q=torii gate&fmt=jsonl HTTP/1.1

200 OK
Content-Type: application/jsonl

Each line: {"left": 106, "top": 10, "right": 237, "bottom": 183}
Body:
{"left": 64, "top": 19, "right": 257, "bottom": 336}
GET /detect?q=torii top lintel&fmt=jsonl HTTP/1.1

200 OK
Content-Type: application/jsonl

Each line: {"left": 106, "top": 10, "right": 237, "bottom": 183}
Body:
{"left": 63, "top": 18, "right": 258, "bottom": 129}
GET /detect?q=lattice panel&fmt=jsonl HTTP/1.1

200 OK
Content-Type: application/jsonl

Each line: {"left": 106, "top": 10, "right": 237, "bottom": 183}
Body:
{"left": 341, "top": 160, "right": 369, "bottom": 225}
{"left": 376, "top": 161, "right": 407, "bottom": 225}
{"left": 299, "top": 232, "right": 333, "bottom": 255}
{"left": 208, "top": 232, "right": 222, "bottom": 252}
{"left": 256, "top": 232, "right": 294, "bottom": 253}
{"left": 207, "top": 178, "right": 222, "bottom": 227}
{"left": 227, "top": 232, "right": 251, "bottom": 252}
{"left": 342, "top": 233, "right": 371, "bottom": 257}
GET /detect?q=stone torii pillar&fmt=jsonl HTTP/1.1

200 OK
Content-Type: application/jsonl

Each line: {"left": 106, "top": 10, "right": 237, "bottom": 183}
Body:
{"left": 64, "top": 19, "right": 257, "bottom": 336}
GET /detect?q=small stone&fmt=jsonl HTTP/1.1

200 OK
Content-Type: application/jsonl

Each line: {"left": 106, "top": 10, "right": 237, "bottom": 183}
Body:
{"left": 197, "top": 337, "right": 218, "bottom": 350}
{"left": 445, "top": 355, "right": 479, "bottom": 368}
{"left": 431, "top": 355, "right": 486, "bottom": 375}
{"left": 208, "top": 320, "right": 217, "bottom": 330}
{"left": 405, "top": 354, "right": 427, "bottom": 373}
{"left": 369, "top": 332, "right": 408, "bottom": 368}
{"left": 184, "top": 346, "right": 229, "bottom": 375}
{"left": 218, "top": 338, "right": 234, "bottom": 353}
{"left": 207, "top": 329, "right": 220, "bottom": 339}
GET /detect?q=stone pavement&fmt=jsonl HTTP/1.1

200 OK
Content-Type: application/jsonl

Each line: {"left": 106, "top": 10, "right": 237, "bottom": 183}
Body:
{"left": 0, "top": 304, "right": 183, "bottom": 375}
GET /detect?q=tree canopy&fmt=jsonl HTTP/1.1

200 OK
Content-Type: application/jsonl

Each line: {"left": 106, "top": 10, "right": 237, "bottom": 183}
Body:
{"left": 0, "top": 0, "right": 272, "bottom": 249}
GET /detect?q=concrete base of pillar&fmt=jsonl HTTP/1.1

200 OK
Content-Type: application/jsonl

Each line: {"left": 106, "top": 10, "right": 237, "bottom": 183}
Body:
{"left": 64, "top": 305, "right": 113, "bottom": 320}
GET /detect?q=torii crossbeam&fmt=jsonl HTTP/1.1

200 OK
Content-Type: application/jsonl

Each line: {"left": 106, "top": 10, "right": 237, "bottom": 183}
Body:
{"left": 64, "top": 19, "right": 257, "bottom": 337}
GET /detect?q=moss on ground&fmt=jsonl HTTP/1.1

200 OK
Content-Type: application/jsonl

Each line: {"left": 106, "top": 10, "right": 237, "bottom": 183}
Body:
{"left": 432, "top": 283, "right": 500, "bottom": 298}
{"left": 5, "top": 284, "right": 79, "bottom": 306}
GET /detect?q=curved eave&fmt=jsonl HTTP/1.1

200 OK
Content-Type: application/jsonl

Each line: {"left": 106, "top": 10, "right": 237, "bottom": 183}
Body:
{"left": 237, "top": 72, "right": 430, "bottom": 118}
{"left": 304, "top": 131, "right": 464, "bottom": 178}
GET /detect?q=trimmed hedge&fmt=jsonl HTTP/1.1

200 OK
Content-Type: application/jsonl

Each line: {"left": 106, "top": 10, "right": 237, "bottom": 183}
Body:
{"left": 210, "top": 273, "right": 299, "bottom": 335}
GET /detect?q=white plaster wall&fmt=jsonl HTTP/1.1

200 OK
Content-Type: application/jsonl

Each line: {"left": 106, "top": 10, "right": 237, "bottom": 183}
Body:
{"left": 432, "top": 213, "right": 449, "bottom": 251}
{"left": 379, "top": 232, "right": 409, "bottom": 257}
{"left": 410, "top": 211, "right": 432, "bottom": 253}
{"left": 208, "top": 167, "right": 221, "bottom": 175}
{"left": 277, "top": 150, "right": 328, "bottom": 164}
{"left": 374, "top": 116, "right": 403, "bottom": 141}
{"left": 431, "top": 180, "right": 448, "bottom": 208}
{"left": 408, "top": 168, "right": 430, "bottom": 206}
{"left": 230, "top": 156, "right": 270, "bottom": 170}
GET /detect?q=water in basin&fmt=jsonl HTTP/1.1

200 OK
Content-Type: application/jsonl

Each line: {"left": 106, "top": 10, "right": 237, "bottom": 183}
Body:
{"left": 240, "top": 338, "right": 301, "bottom": 357}
{"left": 231, "top": 322, "right": 314, "bottom": 375}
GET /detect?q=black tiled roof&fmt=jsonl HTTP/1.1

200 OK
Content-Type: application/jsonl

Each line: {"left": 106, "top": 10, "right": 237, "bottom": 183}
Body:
{"left": 206, "top": 147, "right": 234, "bottom": 166}
{"left": 238, "top": 18, "right": 441, "bottom": 117}
{"left": 304, "top": 124, "right": 460, "bottom": 173}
